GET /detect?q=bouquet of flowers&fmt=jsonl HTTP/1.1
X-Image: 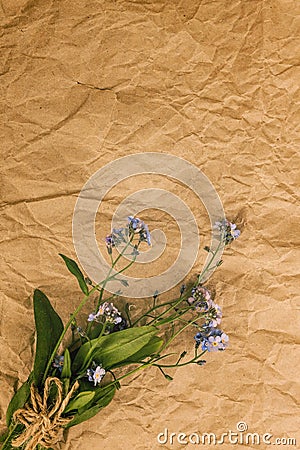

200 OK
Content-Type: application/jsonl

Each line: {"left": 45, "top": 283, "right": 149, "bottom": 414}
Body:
{"left": 1, "top": 216, "right": 240, "bottom": 450}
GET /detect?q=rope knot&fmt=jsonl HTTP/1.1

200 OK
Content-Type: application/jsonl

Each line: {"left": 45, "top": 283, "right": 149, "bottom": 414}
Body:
{"left": 12, "top": 377, "right": 79, "bottom": 450}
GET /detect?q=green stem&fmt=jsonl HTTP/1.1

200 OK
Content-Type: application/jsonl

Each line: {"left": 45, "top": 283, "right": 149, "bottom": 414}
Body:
{"left": 107, "top": 253, "right": 138, "bottom": 285}
{"left": 124, "top": 304, "right": 132, "bottom": 327}
{"left": 103, "top": 352, "right": 172, "bottom": 390}
{"left": 198, "top": 239, "right": 224, "bottom": 283}
{"left": 132, "top": 298, "right": 181, "bottom": 326}
{"left": 152, "top": 351, "right": 206, "bottom": 368}
{"left": 147, "top": 297, "right": 186, "bottom": 325}
{"left": 139, "top": 287, "right": 195, "bottom": 327}
{"left": 160, "top": 320, "right": 197, "bottom": 354}
{"left": 106, "top": 362, "right": 151, "bottom": 387}
{"left": 42, "top": 284, "right": 100, "bottom": 385}
{"left": 152, "top": 305, "right": 207, "bottom": 328}
{"left": 134, "top": 241, "right": 224, "bottom": 328}
{"left": 85, "top": 238, "right": 137, "bottom": 336}
{"left": 132, "top": 286, "right": 194, "bottom": 327}
{"left": 95, "top": 237, "right": 136, "bottom": 311}
{"left": 78, "top": 321, "right": 108, "bottom": 373}
{"left": 102, "top": 347, "right": 205, "bottom": 393}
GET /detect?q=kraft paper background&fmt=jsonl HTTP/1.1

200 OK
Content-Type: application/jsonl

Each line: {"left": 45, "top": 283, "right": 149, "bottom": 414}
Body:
{"left": 0, "top": 1, "right": 299, "bottom": 449}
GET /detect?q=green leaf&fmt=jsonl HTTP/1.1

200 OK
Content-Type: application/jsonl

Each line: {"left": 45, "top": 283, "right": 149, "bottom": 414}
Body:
{"left": 65, "top": 386, "right": 116, "bottom": 428}
{"left": 6, "top": 380, "right": 31, "bottom": 426}
{"left": 65, "top": 405, "right": 101, "bottom": 428}
{"left": 88, "top": 322, "right": 105, "bottom": 340}
{"left": 63, "top": 391, "right": 95, "bottom": 414}
{"left": 72, "top": 326, "right": 158, "bottom": 372}
{"left": 164, "top": 374, "right": 173, "bottom": 381}
{"left": 71, "top": 342, "right": 93, "bottom": 373}
{"left": 59, "top": 254, "right": 89, "bottom": 295}
{"left": 112, "top": 335, "right": 163, "bottom": 368}
{"left": 48, "top": 381, "right": 59, "bottom": 406}
{"left": 63, "top": 378, "right": 70, "bottom": 396}
{"left": 94, "top": 326, "right": 159, "bottom": 369}
{"left": 93, "top": 384, "right": 116, "bottom": 404}
{"left": 156, "top": 314, "right": 180, "bottom": 326}
{"left": 33, "top": 289, "right": 64, "bottom": 387}
{"left": 129, "top": 335, "right": 163, "bottom": 360}
{"left": 61, "top": 348, "right": 71, "bottom": 379}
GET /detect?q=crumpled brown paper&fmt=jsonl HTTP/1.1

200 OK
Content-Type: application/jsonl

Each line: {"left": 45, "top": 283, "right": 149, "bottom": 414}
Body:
{"left": 1, "top": 0, "right": 299, "bottom": 449}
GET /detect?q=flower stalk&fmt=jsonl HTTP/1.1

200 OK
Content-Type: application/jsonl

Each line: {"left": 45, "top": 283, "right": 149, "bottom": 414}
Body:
{"left": 2, "top": 215, "right": 240, "bottom": 450}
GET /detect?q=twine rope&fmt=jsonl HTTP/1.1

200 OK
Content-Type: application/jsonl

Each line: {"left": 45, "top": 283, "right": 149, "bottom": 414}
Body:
{"left": 12, "top": 377, "right": 79, "bottom": 450}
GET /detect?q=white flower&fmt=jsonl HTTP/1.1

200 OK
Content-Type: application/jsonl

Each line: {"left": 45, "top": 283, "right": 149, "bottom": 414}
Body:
{"left": 87, "top": 365, "right": 106, "bottom": 386}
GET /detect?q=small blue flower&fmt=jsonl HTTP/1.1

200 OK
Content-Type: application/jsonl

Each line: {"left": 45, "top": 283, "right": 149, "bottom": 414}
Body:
{"left": 214, "top": 219, "right": 240, "bottom": 245}
{"left": 128, "top": 216, "right": 151, "bottom": 246}
{"left": 204, "top": 330, "right": 229, "bottom": 352}
{"left": 194, "top": 332, "right": 205, "bottom": 347}
{"left": 112, "top": 228, "right": 125, "bottom": 238}
{"left": 188, "top": 285, "right": 212, "bottom": 313}
{"left": 53, "top": 355, "right": 64, "bottom": 372}
{"left": 105, "top": 228, "right": 128, "bottom": 253}
{"left": 112, "top": 228, "right": 127, "bottom": 245}
{"left": 88, "top": 312, "right": 98, "bottom": 322}
{"left": 105, "top": 234, "right": 115, "bottom": 247}
{"left": 105, "top": 234, "right": 115, "bottom": 254}
{"left": 112, "top": 317, "right": 128, "bottom": 332}
{"left": 188, "top": 285, "right": 211, "bottom": 304}
{"left": 128, "top": 216, "right": 142, "bottom": 231}
{"left": 194, "top": 329, "right": 229, "bottom": 352}
{"left": 75, "top": 326, "right": 87, "bottom": 337}
{"left": 87, "top": 302, "right": 125, "bottom": 327}
{"left": 207, "top": 301, "right": 222, "bottom": 328}
{"left": 87, "top": 365, "right": 106, "bottom": 386}
{"left": 229, "top": 222, "right": 240, "bottom": 240}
